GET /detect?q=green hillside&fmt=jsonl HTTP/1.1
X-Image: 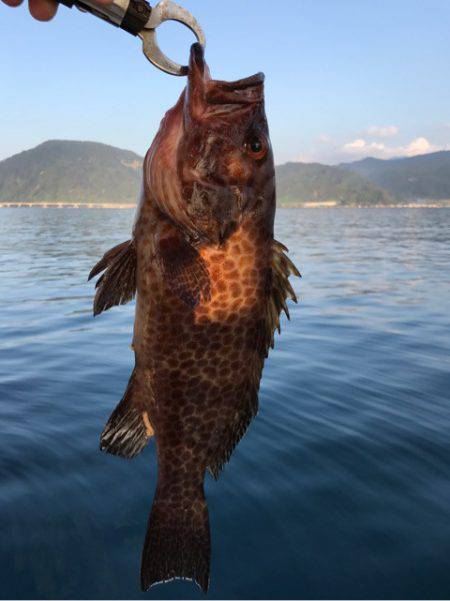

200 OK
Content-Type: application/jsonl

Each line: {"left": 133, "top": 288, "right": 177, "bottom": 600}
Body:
{"left": 340, "top": 152, "right": 450, "bottom": 200}
{"left": 1, "top": 140, "right": 449, "bottom": 206}
{"left": 0, "top": 140, "right": 142, "bottom": 204}
{"left": 276, "top": 162, "right": 394, "bottom": 206}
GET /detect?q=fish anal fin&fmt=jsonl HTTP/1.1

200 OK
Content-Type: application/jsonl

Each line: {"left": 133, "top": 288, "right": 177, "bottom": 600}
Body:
{"left": 158, "top": 233, "right": 210, "bottom": 309}
{"left": 89, "top": 239, "right": 136, "bottom": 317}
{"left": 100, "top": 370, "right": 154, "bottom": 459}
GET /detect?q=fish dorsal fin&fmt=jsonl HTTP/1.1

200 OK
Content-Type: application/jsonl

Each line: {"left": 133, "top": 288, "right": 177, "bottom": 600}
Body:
{"left": 88, "top": 239, "right": 137, "bottom": 316}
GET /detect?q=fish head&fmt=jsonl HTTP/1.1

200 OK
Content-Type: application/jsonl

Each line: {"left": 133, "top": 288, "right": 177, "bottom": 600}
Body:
{"left": 144, "top": 43, "right": 275, "bottom": 244}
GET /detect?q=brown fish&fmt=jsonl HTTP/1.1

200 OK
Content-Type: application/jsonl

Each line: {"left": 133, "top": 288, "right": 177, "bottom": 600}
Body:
{"left": 89, "top": 43, "right": 300, "bottom": 593}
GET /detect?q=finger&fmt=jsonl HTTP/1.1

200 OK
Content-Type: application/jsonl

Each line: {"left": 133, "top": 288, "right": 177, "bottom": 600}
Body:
{"left": 28, "top": 0, "right": 57, "bottom": 20}
{"left": 2, "top": 0, "right": 25, "bottom": 7}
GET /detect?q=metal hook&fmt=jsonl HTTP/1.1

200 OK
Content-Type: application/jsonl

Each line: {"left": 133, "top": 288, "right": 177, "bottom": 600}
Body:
{"left": 139, "top": 0, "right": 206, "bottom": 76}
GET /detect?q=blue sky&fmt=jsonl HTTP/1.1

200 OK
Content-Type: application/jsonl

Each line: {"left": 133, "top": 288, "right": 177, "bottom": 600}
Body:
{"left": 1, "top": 0, "right": 449, "bottom": 164}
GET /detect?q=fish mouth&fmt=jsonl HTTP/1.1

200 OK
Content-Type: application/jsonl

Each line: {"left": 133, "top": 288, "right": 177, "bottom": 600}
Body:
{"left": 189, "top": 42, "right": 206, "bottom": 73}
{"left": 188, "top": 43, "right": 265, "bottom": 106}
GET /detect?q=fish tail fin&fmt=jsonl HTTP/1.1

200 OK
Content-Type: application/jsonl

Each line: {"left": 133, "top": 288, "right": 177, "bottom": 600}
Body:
{"left": 100, "top": 370, "right": 154, "bottom": 459}
{"left": 141, "top": 479, "right": 211, "bottom": 593}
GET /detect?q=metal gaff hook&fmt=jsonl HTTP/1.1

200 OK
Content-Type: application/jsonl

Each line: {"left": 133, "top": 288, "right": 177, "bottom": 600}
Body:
{"left": 139, "top": 0, "right": 206, "bottom": 76}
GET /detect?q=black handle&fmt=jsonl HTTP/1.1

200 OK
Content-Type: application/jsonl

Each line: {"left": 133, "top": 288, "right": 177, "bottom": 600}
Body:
{"left": 122, "top": 0, "right": 152, "bottom": 35}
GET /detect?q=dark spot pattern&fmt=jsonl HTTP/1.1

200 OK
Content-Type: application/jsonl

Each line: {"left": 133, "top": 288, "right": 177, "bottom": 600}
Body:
{"left": 92, "top": 42, "right": 300, "bottom": 595}
{"left": 131, "top": 205, "right": 278, "bottom": 590}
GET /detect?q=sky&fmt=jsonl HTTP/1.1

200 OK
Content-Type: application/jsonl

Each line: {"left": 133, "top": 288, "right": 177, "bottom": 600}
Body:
{"left": 1, "top": 0, "right": 450, "bottom": 165}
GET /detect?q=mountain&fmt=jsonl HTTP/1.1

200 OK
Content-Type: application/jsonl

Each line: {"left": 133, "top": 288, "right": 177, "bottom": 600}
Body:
{"left": 275, "top": 162, "right": 395, "bottom": 206}
{"left": 0, "top": 140, "right": 142, "bottom": 204}
{"left": 1, "top": 140, "right": 449, "bottom": 206}
{"left": 3, "top": 140, "right": 394, "bottom": 207}
{"left": 340, "top": 151, "right": 450, "bottom": 200}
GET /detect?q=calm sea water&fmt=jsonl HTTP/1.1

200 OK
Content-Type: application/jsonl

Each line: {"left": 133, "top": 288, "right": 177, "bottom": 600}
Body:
{"left": 0, "top": 207, "right": 449, "bottom": 600}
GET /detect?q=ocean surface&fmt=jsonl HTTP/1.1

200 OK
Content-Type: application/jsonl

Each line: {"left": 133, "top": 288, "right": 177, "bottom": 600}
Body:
{"left": 1, "top": 207, "right": 449, "bottom": 600}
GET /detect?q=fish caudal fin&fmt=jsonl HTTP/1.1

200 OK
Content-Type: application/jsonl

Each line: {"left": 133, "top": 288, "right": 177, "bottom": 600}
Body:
{"left": 141, "top": 481, "right": 211, "bottom": 593}
{"left": 100, "top": 370, "right": 154, "bottom": 459}
{"left": 88, "top": 239, "right": 136, "bottom": 316}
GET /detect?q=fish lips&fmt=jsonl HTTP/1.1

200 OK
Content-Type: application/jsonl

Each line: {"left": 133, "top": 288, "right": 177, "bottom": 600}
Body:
{"left": 186, "top": 43, "right": 265, "bottom": 120}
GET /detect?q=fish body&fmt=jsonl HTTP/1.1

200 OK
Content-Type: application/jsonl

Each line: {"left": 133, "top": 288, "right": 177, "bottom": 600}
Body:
{"left": 89, "top": 44, "right": 299, "bottom": 592}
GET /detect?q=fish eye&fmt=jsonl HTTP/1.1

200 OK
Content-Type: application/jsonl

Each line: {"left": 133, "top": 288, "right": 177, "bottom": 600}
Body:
{"left": 244, "top": 135, "right": 267, "bottom": 160}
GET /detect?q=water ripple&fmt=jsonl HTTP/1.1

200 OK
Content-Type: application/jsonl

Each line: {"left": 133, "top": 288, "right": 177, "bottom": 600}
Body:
{"left": 1, "top": 208, "right": 450, "bottom": 599}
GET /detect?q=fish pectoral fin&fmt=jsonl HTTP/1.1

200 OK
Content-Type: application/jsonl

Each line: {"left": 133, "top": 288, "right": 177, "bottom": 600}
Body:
{"left": 158, "top": 233, "right": 210, "bottom": 309}
{"left": 100, "top": 370, "right": 154, "bottom": 459}
{"left": 88, "top": 239, "right": 136, "bottom": 317}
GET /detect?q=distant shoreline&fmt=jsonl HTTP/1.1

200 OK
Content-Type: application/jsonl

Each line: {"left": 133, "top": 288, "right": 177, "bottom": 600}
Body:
{"left": 0, "top": 202, "right": 136, "bottom": 209}
{"left": 279, "top": 202, "right": 450, "bottom": 209}
{"left": 1, "top": 201, "right": 450, "bottom": 209}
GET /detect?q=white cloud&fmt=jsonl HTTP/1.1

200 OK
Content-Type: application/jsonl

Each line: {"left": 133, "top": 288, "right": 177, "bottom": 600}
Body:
{"left": 343, "top": 138, "right": 366, "bottom": 150}
{"left": 365, "top": 125, "right": 399, "bottom": 138}
{"left": 403, "top": 137, "right": 434, "bottom": 156}
{"left": 295, "top": 152, "right": 315, "bottom": 163}
{"left": 342, "top": 136, "right": 445, "bottom": 160}
{"left": 343, "top": 139, "right": 387, "bottom": 155}
{"left": 288, "top": 131, "right": 449, "bottom": 166}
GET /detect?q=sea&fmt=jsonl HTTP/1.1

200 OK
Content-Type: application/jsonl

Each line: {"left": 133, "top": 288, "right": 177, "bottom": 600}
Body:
{"left": 0, "top": 207, "right": 449, "bottom": 600}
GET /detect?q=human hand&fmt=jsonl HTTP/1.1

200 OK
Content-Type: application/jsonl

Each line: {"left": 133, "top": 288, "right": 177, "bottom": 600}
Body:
{"left": 1, "top": 0, "right": 111, "bottom": 22}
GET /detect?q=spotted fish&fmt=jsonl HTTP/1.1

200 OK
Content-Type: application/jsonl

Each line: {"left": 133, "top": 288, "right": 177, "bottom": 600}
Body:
{"left": 89, "top": 43, "right": 300, "bottom": 593}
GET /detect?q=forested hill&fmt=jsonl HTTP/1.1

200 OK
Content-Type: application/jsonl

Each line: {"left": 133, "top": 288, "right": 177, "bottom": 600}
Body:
{"left": 0, "top": 140, "right": 142, "bottom": 204}
{"left": 276, "top": 162, "right": 394, "bottom": 206}
{"left": 1, "top": 140, "right": 449, "bottom": 206}
{"left": 339, "top": 151, "right": 450, "bottom": 200}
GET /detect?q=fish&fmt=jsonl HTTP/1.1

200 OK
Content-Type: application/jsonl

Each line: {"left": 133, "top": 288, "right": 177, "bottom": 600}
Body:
{"left": 88, "top": 43, "right": 300, "bottom": 593}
